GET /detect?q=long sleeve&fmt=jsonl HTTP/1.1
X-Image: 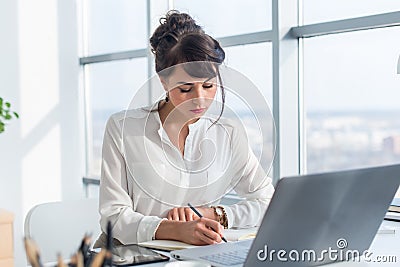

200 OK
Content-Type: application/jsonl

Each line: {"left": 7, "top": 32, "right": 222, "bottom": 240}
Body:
{"left": 99, "top": 116, "right": 164, "bottom": 244}
{"left": 220, "top": 123, "right": 275, "bottom": 229}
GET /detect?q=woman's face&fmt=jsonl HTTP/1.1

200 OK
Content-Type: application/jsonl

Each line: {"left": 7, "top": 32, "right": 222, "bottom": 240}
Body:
{"left": 162, "top": 65, "right": 218, "bottom": 120}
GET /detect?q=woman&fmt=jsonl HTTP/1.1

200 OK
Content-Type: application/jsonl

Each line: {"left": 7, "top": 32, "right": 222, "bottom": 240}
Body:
{"left": 96, "top": 11, "right": 274, "bottom": 247}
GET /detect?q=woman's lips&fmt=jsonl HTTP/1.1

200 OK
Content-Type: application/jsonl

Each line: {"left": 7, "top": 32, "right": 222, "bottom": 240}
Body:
{"left": 190, "top": 108, "right": 206, "bottom": 114}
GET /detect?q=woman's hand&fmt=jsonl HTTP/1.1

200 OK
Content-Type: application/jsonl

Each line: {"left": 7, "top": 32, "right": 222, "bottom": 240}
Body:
{"left": 167, "top": 207, "right": 217, "bottom": 221}
{"left": 155, "top": 218, "right": 224, "bottom": 245}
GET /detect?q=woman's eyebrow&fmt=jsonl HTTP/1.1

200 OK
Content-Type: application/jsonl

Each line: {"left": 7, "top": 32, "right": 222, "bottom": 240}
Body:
{"left": 176, "top": 77, "right": 215, "bottom": 85}
{"left": 176, "top": 82, "right": 194, "bottom": 85}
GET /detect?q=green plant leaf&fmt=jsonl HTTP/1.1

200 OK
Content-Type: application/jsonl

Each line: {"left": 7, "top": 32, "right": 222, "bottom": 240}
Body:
{"left": 0, "top": 98, "right": 19, "bottom": 134}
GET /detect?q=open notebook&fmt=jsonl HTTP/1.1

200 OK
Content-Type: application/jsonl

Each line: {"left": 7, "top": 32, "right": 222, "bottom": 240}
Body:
{"left": 138, "top": 227, "right": 258, "bottom": 251}
{"left": 385, "top": 197, "right": 400, "bottom": 221}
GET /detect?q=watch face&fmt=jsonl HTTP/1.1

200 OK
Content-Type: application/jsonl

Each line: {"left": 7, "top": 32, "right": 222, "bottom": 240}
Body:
{"left": 215, "top": 208, "right": 223, "bottom": 216}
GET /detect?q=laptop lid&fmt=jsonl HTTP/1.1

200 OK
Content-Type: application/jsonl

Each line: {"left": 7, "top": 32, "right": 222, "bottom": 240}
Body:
{"left": 245, "top": 164, "right": 400, "bottom": 266}
{"left": 171, "top": 164, "right": 400, "bottom": 266}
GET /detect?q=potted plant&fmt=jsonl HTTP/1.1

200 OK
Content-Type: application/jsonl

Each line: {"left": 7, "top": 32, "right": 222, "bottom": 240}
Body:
{"left": 0, "top": 97, "right": 19, "bottom": 133}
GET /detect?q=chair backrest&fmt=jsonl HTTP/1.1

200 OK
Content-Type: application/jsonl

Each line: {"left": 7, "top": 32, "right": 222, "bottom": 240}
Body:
{"left": 24, "top": 198, "right": 101, "bottom": 263}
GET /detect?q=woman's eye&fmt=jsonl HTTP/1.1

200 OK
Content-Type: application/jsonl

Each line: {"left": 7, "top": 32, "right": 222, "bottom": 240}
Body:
{"left": 179, "top": 87, "right": 191, "bottom": 93}
{"left": 203, "top": 83, "right": 214, "bottom": 89}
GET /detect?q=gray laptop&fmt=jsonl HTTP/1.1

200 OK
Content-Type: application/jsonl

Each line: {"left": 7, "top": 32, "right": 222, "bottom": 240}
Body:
{"left": 171, "top": 164, "right": 400, "bottom": 266}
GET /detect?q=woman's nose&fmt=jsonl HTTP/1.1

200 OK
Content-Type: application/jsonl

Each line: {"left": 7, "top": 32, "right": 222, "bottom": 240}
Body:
{"left": 191, "top": 85, "right": 205, "bottom": 105}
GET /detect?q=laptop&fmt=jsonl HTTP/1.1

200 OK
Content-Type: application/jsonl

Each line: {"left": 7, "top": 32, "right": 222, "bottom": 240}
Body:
{"left": 171, "top": 164, "right": 400, "bottom": 266}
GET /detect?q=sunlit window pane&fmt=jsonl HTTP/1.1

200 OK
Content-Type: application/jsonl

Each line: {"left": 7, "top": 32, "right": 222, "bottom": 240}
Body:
{"left": 87, "top": 58, "right": 148, "bottom": 176}
{"left": 86, "top": 0, "right": 147, "bottom": 55}
{"left": 303, "top": 0, "right": 400, "bottom": 24}
{"left": 174, "top": 0, "right": 272, "bottom": 37}
{"left": 224, "top": 43, "right": 274, "bottom": 175}
{"left": 304, "top": 27, "right": 400, "bottom": 174}
{"left": 224, "top": 42, "right": 272, "bottom": 105}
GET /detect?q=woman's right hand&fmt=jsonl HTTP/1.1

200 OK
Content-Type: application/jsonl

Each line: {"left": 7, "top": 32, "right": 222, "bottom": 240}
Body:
{"left": 155, "top": 218, "right": 224, "bottom": 245}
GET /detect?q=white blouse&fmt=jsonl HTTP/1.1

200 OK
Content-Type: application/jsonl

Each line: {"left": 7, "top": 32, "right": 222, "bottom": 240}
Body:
{"left": 99, "top": 105, "right": 274, "bottom": 244}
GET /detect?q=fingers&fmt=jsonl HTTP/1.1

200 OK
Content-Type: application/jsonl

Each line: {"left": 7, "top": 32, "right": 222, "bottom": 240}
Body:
{"left": 168, "top": 208, "right": 180, "bottom": 221}
{"left": 179, "top": 208, "right": 186, "bottom": 221}
{"left": 197, "top": 230, "right": 219, "bottom": 245}
{"left": 197, "top": 218, "right": 223, "bottom": 244}
{"left": 172, "top": 209, "right": 179, "bottom": 220}
{"left": 175, "top": 217, "right": 224, "bottom": 245}
{"left": 202, "top": 228, "right": 222, "bottom": 244}
{"left": 167, "top": 208, "right": 181, "bottom": 221}
{"left": 167, "top": 207, "right": 196, "bottom": 221}
{"left": 203, "top": 218, "right": 224, "bottom": 234}
{"left": 167, "top": 210, "right": 172, "bottom": 220}
{"left": 185, "top": 207, "right": 195, "bottom": 221}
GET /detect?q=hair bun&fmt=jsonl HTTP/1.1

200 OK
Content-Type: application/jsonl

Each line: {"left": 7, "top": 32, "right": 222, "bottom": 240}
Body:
{"left": 163, "top": 11, "right": 198, "bottom": 31}
{"left": 150, "top": 10, "right": 203, "bottom": 53}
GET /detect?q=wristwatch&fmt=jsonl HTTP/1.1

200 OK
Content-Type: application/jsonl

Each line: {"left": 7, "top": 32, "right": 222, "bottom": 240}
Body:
{"left": 211, "top": 206, "right": 228, "bottom": 229}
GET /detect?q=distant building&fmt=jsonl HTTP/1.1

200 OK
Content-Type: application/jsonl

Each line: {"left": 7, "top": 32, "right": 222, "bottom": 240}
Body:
{"left": 383, "top": 135, "right": 400, "bottom": 155}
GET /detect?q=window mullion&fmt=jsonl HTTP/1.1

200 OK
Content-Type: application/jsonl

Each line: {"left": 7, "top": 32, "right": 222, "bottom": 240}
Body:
{"left": 272, "top": 0, "right": 300, "bottom": 184}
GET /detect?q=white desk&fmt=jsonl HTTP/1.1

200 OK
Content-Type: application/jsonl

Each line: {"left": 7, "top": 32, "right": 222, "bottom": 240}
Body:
{"left": 40, "top": 221, "right": 400, "bottom": 267}
{"left": 142, "top": 220, "right": 400, "bottom": 267}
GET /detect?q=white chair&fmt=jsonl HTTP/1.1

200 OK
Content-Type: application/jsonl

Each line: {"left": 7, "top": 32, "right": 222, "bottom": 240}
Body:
{"left": 24, "top": 198, "right": 101, "bottom": 263}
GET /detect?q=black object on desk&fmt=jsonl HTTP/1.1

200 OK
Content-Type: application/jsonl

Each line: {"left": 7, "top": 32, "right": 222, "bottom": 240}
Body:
{"left": 89, "top": 245, "right": 170, "bottom": 266}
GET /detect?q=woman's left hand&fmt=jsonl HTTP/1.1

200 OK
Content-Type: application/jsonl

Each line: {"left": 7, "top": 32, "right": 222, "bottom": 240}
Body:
{"left": 167, "top": 206, "right": 216, "bottom": 221}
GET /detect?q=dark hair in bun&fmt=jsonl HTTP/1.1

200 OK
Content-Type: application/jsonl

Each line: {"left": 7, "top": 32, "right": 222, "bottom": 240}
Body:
{"left": 150, "top": 11, "right": 204, "bottom": 56}
{"left": 150, "top": 10, "right": 226, "bottom": 126}
{"left": 150, "top": 10, "right": 225, "bottom": 75}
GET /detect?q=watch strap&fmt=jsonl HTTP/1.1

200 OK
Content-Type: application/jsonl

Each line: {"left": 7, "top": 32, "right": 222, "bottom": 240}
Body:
{"left": 211, "top": 206, "right": 228, "bottom": 229}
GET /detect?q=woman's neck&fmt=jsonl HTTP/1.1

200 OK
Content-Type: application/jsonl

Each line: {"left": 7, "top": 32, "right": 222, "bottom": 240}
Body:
{"left": 158, "top": 100, "right": 199, "bottom": 128}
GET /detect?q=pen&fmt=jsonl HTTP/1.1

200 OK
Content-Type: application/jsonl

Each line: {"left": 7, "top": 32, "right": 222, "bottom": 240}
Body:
{"left": 188, "top": 203, "right": 228, "bottom": 243}
{"left": 106, "top": 221, "right": 112, "bottom": 251}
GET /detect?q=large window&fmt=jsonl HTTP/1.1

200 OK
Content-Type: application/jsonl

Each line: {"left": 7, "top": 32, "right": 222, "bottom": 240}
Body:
{"left": 80, "top": 1, "right": 400, "bottom": 196}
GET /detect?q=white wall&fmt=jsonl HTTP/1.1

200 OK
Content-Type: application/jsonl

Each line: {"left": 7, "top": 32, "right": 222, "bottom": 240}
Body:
{"left": 0, "top": 0, "right": 84, "bottom": 265}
